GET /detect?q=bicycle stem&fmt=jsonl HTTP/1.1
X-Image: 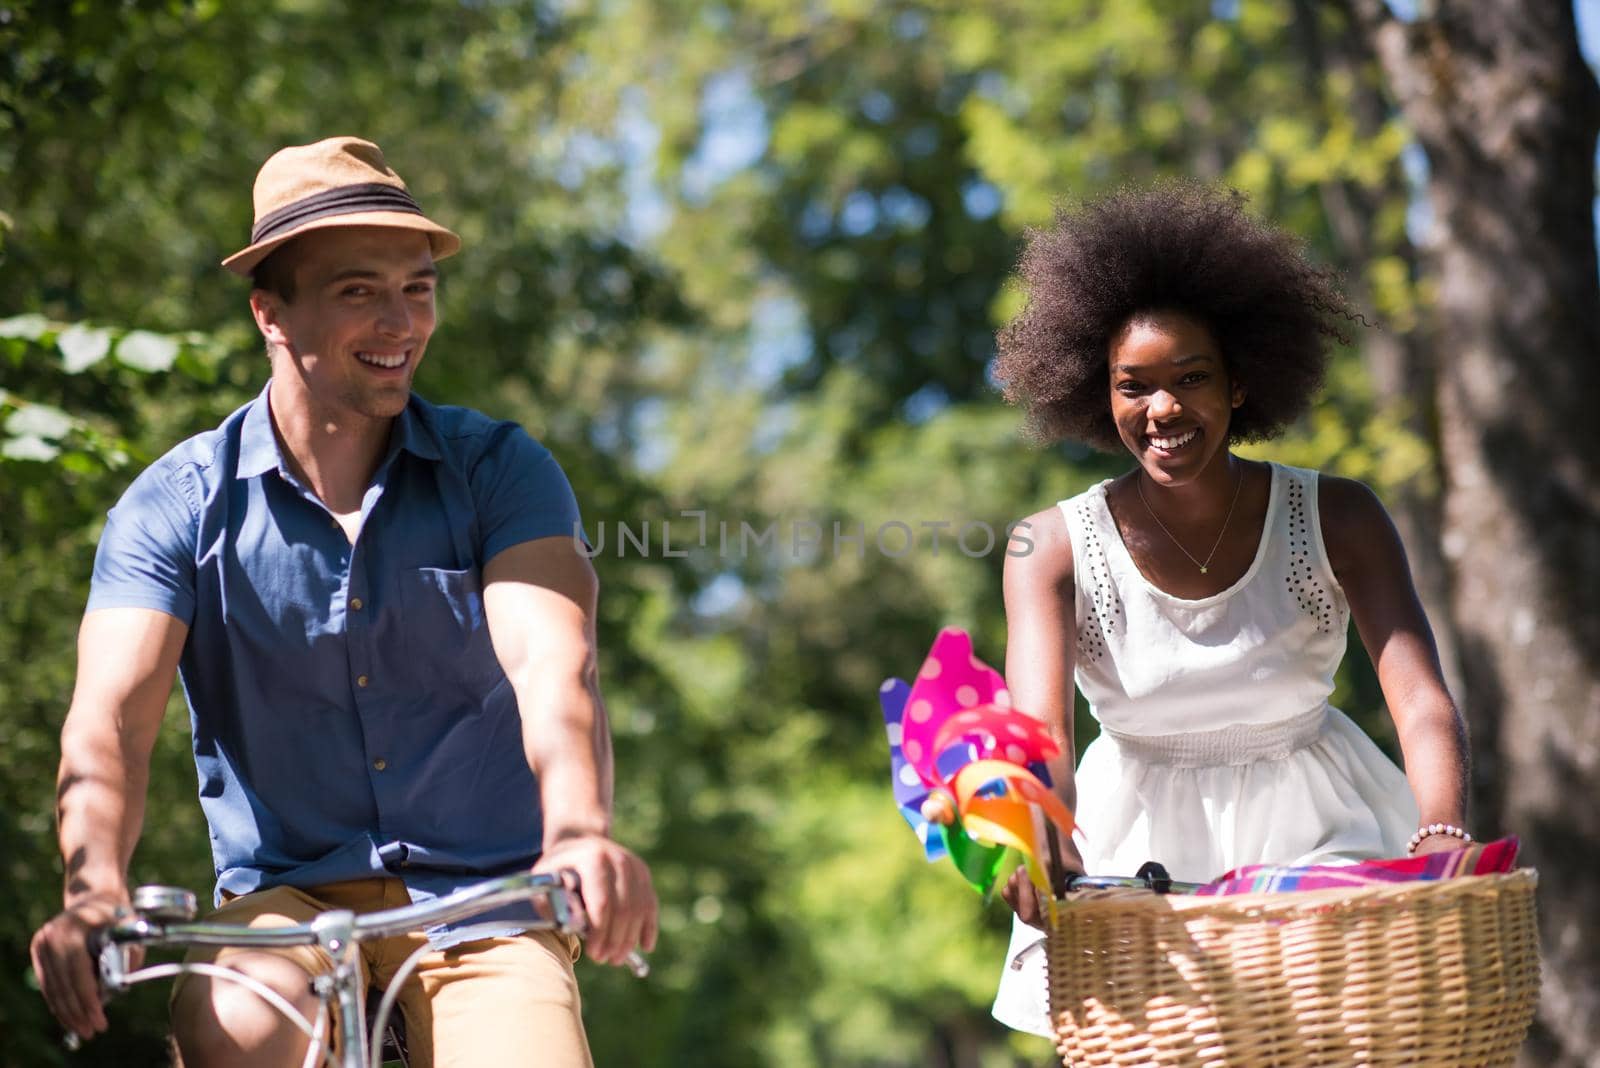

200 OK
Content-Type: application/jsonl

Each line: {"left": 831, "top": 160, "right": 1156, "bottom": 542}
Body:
{"left": 309, "top": 909, "right": 366, "bottom": 1065}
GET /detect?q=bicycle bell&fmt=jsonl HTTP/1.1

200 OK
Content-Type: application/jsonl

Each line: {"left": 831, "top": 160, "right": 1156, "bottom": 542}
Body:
{"left": 132, "top": 884, "right": 198, "bottom": 922}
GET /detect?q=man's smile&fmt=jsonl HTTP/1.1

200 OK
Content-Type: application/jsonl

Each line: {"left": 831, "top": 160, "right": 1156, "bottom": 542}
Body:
{"left": 354, "top": 348, "right": 411, "bottom": 370}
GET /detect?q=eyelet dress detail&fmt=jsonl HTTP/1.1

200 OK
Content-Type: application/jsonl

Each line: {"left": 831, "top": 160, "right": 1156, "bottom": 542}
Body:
{"left": 1070, "top": 498, "right": 1121, "bottom": 664}
{"left": 1286, "top": 474, "right": 1337, "bottom": 634}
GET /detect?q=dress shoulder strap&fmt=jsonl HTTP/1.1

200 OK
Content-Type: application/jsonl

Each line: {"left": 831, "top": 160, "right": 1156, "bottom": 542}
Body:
{"left": 1057, "top": 481, "right": 1123, "bottom": 666}
{"left": 1274, "top": 463, "right": 1347, "bottom": 634}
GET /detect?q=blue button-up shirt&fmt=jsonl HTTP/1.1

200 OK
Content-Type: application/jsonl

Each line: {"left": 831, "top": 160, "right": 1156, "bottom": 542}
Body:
{"left": 87, "top": 383, "right": 584, "bottom": 916}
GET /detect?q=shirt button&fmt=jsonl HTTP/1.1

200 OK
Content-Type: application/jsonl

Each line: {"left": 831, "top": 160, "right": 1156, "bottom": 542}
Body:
{"left": 373, "top": 758, "right": 387, "bottom": 771}
{"left": 357, "top": 675, "right": 370, "bottom": 688}
{"left": 350, "top": 597, "right": 363, "bottom": 611}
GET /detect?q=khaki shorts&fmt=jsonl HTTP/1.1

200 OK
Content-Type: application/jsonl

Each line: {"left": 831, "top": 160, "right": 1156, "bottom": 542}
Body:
{"left": 170, "top": 877, "right": 592, "bottom": 1068}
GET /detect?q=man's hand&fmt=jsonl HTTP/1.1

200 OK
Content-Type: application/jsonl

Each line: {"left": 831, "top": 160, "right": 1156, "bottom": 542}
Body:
{"left": 30, "top": 893, "right": 134, "bottom": 1040}
{"left": 536, "top": 835, "right": 658, "bottom": 967}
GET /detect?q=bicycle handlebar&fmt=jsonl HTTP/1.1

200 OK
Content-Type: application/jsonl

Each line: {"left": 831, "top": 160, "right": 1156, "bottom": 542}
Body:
{"left": 1062, "top": 861, "right": 1201, "bottom": 895}
{"left": 98, "top": 870, "right": 648, "bottom": 979}
{"left": 71, "top": 869, "right": 647, "bottom": 1064}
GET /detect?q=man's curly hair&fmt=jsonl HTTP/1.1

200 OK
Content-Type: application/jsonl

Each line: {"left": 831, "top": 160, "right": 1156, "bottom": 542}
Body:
{"left": 994, "top": 181, "right": 1353, "bottom": 450}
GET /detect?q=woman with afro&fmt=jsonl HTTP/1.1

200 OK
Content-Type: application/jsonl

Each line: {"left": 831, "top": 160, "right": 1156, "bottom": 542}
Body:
{"left": 988, "top": 183, "right": 1471, "bottom": 1037}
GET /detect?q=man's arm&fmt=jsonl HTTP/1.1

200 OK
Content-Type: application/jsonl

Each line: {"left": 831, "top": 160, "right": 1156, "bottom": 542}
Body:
{"left": 30, "top": 607, "right": 187, "bottom": 1038}
{"left": 483, "top": 536, "right": 658, "bottom": 966}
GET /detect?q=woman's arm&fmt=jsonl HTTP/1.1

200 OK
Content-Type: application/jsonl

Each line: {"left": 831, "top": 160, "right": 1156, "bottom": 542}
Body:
{"left": 1320, "top": 476, "right": 1471, "bottom": 852}
{"left": 999, "top": 505, "right": 1084, "bottom": 921}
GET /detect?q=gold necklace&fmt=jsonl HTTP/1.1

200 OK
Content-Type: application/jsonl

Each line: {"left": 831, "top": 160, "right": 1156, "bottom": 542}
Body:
{"left": 1135, "top": 463, "right": 1244, "bottom": 575}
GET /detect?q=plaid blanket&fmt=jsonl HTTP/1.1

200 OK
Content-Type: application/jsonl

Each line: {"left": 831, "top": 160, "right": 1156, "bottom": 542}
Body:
{"left": 1194, "top": 836, "right": 1520, "bottom": 896}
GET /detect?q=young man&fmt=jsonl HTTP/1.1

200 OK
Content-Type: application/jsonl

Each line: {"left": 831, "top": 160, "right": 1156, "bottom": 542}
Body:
{"left": 29, "top": 136, "right": 656, "bottom": 1067}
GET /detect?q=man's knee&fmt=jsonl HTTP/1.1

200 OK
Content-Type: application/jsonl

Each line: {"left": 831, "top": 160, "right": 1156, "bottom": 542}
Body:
{"left": 170, "top": 951, "right": 323, "bottom": 1068}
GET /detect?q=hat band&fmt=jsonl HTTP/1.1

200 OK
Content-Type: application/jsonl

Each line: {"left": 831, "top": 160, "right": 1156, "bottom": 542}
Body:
{"left": 250, "top": 183, "right": 424, "bottom": 245}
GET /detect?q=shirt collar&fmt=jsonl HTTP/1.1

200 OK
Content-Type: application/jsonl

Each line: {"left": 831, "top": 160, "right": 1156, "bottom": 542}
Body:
{"left": 235, "top": 381, "right": 442, "bottom": 481}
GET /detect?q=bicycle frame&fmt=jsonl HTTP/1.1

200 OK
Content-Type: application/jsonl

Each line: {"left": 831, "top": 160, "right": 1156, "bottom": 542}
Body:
{"left": 93, "top": 870, "right": 646, "bottom": 1068}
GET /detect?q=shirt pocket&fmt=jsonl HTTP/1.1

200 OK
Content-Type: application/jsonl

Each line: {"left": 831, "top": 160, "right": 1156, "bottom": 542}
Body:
{"left": 401, "top": 566, "right": 507, "bottom": 694}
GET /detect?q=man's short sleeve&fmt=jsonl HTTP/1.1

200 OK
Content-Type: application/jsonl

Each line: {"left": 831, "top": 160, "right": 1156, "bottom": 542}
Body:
{"left": 86, "top": 462, "right": 199, "bottom": 622}
{"left": 474, "top": 426, "right": 586, "bottom": 563}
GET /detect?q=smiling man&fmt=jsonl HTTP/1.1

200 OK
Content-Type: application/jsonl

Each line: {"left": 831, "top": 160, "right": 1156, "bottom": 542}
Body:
{"left": 29, "top": 137, "right": 656, "bottom": 1067}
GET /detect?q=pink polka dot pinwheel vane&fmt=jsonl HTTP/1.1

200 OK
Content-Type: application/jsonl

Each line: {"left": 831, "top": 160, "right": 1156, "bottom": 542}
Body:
{"left": 879, "top": 628, "right": 1075, "bottom": 898}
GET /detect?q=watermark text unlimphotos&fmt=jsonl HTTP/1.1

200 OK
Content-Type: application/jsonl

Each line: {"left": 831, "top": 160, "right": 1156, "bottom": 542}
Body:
{"left": 574, "top": 511, "right": 1035, "bottom": 560}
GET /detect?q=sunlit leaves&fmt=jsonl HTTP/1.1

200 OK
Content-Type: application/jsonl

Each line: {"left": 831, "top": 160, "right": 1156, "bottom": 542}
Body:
{"left": 113, "top": 330, "right": 180, "bottom": 373}
{"left": 55, "top": 323, "right": 112, "bottom": 372}
{"left": 0, "top": 314, "right": 50, "bottom": 340}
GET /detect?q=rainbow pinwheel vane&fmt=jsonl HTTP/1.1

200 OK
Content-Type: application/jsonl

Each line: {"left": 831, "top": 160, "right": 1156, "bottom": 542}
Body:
{"left": 880, "top": 628, "right": 1074, "bottom": 898}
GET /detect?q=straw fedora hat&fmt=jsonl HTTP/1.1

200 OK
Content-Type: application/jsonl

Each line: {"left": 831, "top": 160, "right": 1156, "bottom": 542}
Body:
{"left": 221, "top": 136, "right": 461, "bottom": 276}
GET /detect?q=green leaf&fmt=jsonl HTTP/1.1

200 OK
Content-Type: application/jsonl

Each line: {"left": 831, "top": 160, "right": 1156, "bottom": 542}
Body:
{"left": 57, "top": 323, "right": 114, "bottom": 372}
{"left": 115, "top": 329, "right": 180, "bottom": 372}
{"left": 174, "top": 345, "right": 219, "bottom": 384}
{"left": 60, "top": 452, "right": 100, "bottom": 475}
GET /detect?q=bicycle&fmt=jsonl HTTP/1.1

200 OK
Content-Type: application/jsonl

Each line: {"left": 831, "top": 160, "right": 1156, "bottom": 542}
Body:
{"left": 74, "top": 870, "right": 648, "bottom": 1068}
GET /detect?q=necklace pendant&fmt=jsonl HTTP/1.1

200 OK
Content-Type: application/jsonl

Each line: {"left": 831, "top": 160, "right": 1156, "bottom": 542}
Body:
{"left": 1200, "top": 566, "right": 1209, "bottom": 574}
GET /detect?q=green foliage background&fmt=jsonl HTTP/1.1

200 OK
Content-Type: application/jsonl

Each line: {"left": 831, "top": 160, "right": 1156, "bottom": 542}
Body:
{"left": 2, "top": 1, "right": 1443, "bottom": 1065}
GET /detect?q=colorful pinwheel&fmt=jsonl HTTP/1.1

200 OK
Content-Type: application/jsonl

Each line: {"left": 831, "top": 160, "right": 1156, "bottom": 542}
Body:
{"left": 879, "top": 628, "right": 1074, "bottom": 898}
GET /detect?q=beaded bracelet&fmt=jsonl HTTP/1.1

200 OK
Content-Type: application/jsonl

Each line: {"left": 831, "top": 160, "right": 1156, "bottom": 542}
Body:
{"left": 1406, "top": 822, "right": 1473, "bottom": 854}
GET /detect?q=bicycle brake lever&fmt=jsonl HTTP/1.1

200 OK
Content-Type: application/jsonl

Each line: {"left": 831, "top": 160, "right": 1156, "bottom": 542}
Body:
{"left": 550, "top": 868, "right": 590, "bottom": 936}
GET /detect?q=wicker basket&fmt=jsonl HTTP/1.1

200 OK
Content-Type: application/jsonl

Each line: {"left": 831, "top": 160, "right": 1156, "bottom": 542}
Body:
{"left": 1046, "top": 869, "right": 1540, "bottom": 1067}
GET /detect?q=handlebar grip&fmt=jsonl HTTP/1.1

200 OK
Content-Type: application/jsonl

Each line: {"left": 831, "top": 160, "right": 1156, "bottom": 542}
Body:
{"left": 88, "top": 921, "right": 132, "bottom": 992}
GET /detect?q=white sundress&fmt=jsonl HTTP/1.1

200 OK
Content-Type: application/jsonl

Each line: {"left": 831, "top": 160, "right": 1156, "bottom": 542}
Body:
{"left": 992, "top": 462, "right": 1419, "bottom": 1038}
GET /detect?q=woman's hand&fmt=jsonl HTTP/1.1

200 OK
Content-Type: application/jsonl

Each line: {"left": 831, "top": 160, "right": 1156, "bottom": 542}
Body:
{"left": 1000, "top": 837, "right": 1084, "bottom": 928}
{"left": 1000, "top": 866, "right": 1050, "bottom": 927}
{"left": 1411, "top": 831, "right": 1472, "bottom": 857}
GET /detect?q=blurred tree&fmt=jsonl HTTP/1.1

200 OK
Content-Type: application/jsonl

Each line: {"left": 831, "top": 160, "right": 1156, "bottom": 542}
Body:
{"left": 1280, "top": 0, "right": 1463, "bottom": 697}
{"left": 612, "top": 1, "right": 1437, "bottom": 1064}
{"left": 1342, "top": 3, "right": 1600, "bottom": 1064}
{"left": 5, "top": 0, "right": 1592, "bottom": 1066}
{"left": 0, "top": 318, "right": 238, "bottom": 1067}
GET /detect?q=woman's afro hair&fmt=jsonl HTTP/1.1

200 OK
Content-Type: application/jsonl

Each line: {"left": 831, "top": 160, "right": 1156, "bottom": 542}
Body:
{"left": 994, "top": 181, "right": 1354, "bottom": 450}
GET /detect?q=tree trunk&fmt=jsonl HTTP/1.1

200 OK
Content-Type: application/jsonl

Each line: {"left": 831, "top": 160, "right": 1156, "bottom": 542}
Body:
{"left": 1346, "top": 2, "right": 1600, "bottom": 1063}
